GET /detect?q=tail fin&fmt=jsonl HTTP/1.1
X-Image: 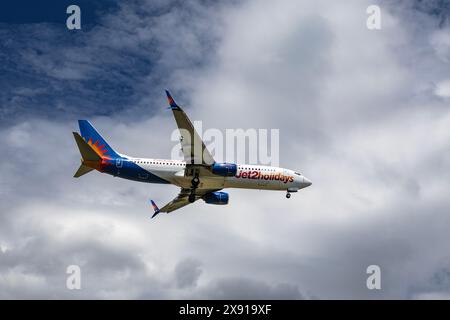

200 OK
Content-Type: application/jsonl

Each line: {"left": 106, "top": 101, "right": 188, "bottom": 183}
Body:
{"left": 73, "top": 132, "right": 102, "bottom": 162}
{"left": 78, "top": 120, "right": 121, "bottom": 159}
{"left": 73, "top": 132, "right": 101, "bottom": 178}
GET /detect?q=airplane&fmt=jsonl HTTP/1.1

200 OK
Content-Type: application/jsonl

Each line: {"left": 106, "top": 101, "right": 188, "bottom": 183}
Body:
{"left": 72, "top": 90, "right": 312, "bottom": 218}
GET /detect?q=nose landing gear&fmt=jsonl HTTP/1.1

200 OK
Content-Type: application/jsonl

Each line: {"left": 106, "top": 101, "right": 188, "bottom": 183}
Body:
{"left": 286, "top": 188, "right": 298, "bottom": 199}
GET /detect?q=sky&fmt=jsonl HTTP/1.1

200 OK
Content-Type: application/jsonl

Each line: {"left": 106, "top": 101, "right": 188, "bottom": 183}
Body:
{"left": 0, "top": 0, "right": 450, "bottom": 299}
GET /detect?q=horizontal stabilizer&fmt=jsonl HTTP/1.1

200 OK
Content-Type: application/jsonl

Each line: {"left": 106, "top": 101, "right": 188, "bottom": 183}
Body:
{"left": 74, "top": 164, "right": 94, "bottom": 178}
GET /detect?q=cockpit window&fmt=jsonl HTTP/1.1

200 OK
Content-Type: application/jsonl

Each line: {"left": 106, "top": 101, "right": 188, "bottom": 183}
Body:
{"left": 294, "top": 172, "right": 302, "bottom": 176}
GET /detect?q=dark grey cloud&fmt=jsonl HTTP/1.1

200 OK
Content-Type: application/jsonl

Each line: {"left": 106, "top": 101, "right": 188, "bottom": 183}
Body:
{"left": 174, "top": 258, "right": 202, "bottom": 289}
{"left": 411, "top": 0, "right": 450, "bottom": 27}
{"left": 0, "top": 210, "right": 158, "bottom": 299}
{"left": 199, "top": 277, "right": 304, "bottom": 300}
{"left": 0, "top": 0, "right": 225, "bottom": 124}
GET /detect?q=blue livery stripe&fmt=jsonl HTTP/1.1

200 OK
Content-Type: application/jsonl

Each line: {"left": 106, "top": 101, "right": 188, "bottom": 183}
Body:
{"left": 78, "top": 120, "right": 121, "bottom": 159}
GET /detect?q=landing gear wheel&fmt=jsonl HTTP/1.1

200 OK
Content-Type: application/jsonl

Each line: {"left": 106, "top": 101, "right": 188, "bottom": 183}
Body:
{"left": 286, "top": 192, "right": 291, "bottom": 199}
{"left": 188, "top": 194, "right": 196, "bottom": 203}
{"left": 191, "top": 176, "right": 200, "bottom": 188}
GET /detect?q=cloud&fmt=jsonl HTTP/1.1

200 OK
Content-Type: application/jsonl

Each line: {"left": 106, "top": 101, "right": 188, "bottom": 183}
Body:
{"left": 174, "top": 258, "right": 202, "bottom": 289}
{"left": 1, "top": 0, "right": 450, "bottom": 299}
{"left": 199, "top": 277, "right": 304, "bottom": 300}
{"left": 0, "top": 0, "right": 225, "bottom": 123}
{"left": 435, "top": 79, "right": 450, "bottom": 98}
{"left": 430, "top": 29, "right": 450, "bottom": 63}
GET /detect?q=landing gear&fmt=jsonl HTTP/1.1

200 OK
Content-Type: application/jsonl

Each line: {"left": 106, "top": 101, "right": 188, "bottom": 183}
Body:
{"left": 189, "top": 174, "right": 200, "bottom": 203}
{"left": 191, "top": 176, "right": 199, "bottom": 188}
{"left": 286, "top": 188, "right": 298, "bottom": 199}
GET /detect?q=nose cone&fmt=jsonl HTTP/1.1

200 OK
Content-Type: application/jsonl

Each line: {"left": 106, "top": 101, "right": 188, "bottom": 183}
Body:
{"left": 302, "top": 176, "right": 312, "bottom": 187}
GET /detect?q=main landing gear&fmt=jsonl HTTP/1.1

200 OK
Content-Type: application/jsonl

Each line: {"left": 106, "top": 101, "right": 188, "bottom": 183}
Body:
{"left": 192, "top": 176, "right": 199, "bottom": 187}
{"left": 189, "top": 174, "right": 200, "bottom": 203}
{"left": 286, "top": 192, "right": 291, "bottom": 199}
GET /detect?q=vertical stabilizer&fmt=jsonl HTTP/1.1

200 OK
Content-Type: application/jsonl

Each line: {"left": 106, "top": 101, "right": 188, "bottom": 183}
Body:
{"left": 78, "top": 120, "right": 121, "bottom": 159}
{"left": 72, "top": 132, "right": 102, "bottom": 178}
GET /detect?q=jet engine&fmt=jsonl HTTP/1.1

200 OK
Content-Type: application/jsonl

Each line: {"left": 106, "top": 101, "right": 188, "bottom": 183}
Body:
{"left": 211, "top": 163, "right": 237, "bottom": 177}
{"left": 202, "top": 191, "right": 229, "bottom": 205}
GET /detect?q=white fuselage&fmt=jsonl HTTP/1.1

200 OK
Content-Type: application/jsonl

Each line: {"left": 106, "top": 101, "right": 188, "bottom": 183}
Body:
{"left": 125, "top": 157, "right": 311, "bottom": 192}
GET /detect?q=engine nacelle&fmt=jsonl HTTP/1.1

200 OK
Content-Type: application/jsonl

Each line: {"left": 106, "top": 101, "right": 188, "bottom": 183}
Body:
{"left": 211, "top": 163, "right": 237, "bottom": 177}
{"left": 202, "top": 191, "right": 229, "bottom": 205}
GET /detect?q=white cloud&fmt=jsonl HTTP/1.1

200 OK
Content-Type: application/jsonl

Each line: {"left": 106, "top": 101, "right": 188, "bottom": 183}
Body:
{"left": 430, "top": 28, "right": 450, "bottom": 63}
{"left": 435, "top": 79, "right": 450, "bottom": 98}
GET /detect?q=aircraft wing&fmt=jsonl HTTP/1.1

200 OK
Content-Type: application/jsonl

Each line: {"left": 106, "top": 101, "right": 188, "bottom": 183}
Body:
{"left": 151, "top": 188, "right": 221, "bottom": 217}
{"left": 165, "top": 90, "right": 215, "bottom": 166}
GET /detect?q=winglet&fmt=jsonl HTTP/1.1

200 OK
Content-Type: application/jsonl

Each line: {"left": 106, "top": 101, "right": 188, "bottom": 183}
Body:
{"left": 165, "top": 90, "right": 181, "bottom": 110}
{"left": 150, "top": 200, "right": 161, "bottom": 218}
